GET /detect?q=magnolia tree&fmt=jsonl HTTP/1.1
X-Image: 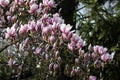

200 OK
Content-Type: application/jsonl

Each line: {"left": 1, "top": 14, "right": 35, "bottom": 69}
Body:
{"left": 0, "top": 0, "right": 114, "bottom": 80}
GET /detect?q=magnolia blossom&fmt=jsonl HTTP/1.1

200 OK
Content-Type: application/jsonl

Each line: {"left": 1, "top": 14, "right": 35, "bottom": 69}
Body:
{"left": 45, "top": 54, "right": 49, "bottom": 60}
{"left": 8, "top": 58, "right": 14, "bottom": 67}
{"left": 29, "top": 3, "right": 38, "bottom": 13}
{"left": 49, "top": 63, "right": 54, "bottom": 71}
{"left": 43, "top": 0, "right": 55, "bottom": 8}
{"left": 71, "top": 34, "right": 80, "bottom": 44}
{"left": 15, "top": 0, "right": 24, "bottom": 5}
{"left": 5, "top": 26, "right": 16, "bottom": 39}
{"left": 94, "top": 45, "right": 108, "bottom": 55}
{"left": 42, "top": 27, "right": 50, "bottom": 35}
{"left": 19, "top": 43, "right": 24, "bottom": 52}
{"left": 0, "top": 0, "right": 10, "bottom": 7}
{"left": 47, "top": 0, "right": 55, "bottom": 8}
{"left": 89, "top": 75, "right": 97, "bottom": 80}
{"left": 60, "top": 24, "right": 72, "bottom": 34}
{"left": 60, "top": 24, "right": 73, "bottom": 41}
{"left": 49, "top": 35, "right": 55, "bottom": 43}
{"left": 53, "top": 64, "right": 59, "bottom": 71}
{"left": 7, "top": 16, "right": 12, "bottom": 22}
{"left": 36, "top": 20, "right": 42, "bottom": 30}
{"left": 29, "top": 0, "right": 36, "bottom": 5}
{"left": 76, "top": 39, "right": 85, "bottom": 49}
{"left": 43, "top": 0, "right": 48, "bottom": 6}
{"left": 34, "top": 47, "right": 41, "bottom": 55}
{"left": 68, "top": 43, "right": 75, "bottom": 51}
{"left": 101, "top": 53, "right": 110, "bottom": 62}
{"left": 53, "top": 13, "right": 64, "bottom": 24}
{"left": 19, "top": 24, "right": 28, "bottom": 35}
{"left": 75, "top": 58, "right": 79, "bottom": 64}
{"left": 22, "top": 38, "right": 29, "bottom": 47}
{"left": 41, "top": 14, "right": 49, "bottom": 22}
{"left": 29, "top": 20, "right": 36, "bottom": 31}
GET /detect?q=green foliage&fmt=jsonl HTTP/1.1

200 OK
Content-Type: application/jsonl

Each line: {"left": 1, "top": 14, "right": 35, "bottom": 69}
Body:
{"left": 77, "top": 0, "right": 120, "bottom": 79}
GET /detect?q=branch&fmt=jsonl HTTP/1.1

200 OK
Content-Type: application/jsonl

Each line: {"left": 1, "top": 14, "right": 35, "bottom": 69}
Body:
{"left": 0, "top": 39, "right": 21, "bottom": 53}
{"left": 76, "top": 6, "right": 86, "bottom": 11}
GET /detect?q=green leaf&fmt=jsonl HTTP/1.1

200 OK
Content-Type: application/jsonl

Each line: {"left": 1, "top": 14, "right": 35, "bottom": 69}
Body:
{"left": 98, "top": 31, "right": 105, "bottom": 40}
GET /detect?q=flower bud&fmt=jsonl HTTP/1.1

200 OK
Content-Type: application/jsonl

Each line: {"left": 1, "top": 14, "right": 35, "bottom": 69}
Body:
{"left": 75, "top": 58, "right": 79, "bottom": 64}
{"left": 34, "top": 47, "right": 41, "bottom": 55}
{"left": 57, "top": 57, "right": 62, "bottom": 63}
{"left": 19, "top": 43, "right": 23, "bottom": 52}
{"left": 53, "top": 64, "right": 59, "bottom": 71}
{"left": 8, "top": 58, "right": 14, "bottom": 67}
{"left": 79, "top": 49, "right": 84, "bottom": 57}
{"left": 49, "top": 63, "right": 54, "bottom": 71}
{"left": 49, "top": 36, "right": 55, "bottom": 43}
{"left": 7, "top": 16, "right": 12, "bottom": 22}
{"left": 45, "top": 54, "right": 49, "bottom": 60}
{"left": 68, "top": 43, "right": 75, "bottom": 51}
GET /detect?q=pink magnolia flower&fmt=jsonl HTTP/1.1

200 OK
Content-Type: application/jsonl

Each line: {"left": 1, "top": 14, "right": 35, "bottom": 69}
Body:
{"left": 75, "top": 58, "right": 79, "bottom": 64}
{"left": 15, "top": 0, "right": 24, "bottom": 5}
{"left": 43, "top": 0, "right": 55, "bottom": 8}
{"left": 60, "top": 24, "right": 74, "bottom": 41}
{"left": 29, "top": 0, "right": 36, "bottom": 5}
{"left": 45, "top": 54, "right": 49, "bottom": 60}
{"left": 5, "top": 26, "right": 16, "bottom": 39}
{"left": 49, "top": 35, "right": 55, "bottom": 43}
{"left": 57, "top": 57, "right": 62, "bottom": 63}
{"left": 19, "top": 43, "right": 23, "bottom": 52}
{"left": 19, "top": 24, "right": 28, "bottom": 35}
{"left": 61, "top": 33, "right": 68, "bottom": 41}
{"left": 89, "top": 75, "right": 97, "bottom": 80}
{"left": 91, "top": 52, "right": 97, "bottom": 59}
{"left": 0, "top": 0, "right": 10, "bottom": 7}
{"left": 41, "top": 14, "right": 49, "bottom": 22}
{"left": 53, "top": 13, "right": 64, "bottom": 24}
{"left": 43, "top": 0, "right": 48, "bottom": 6}
{"left": 68, "top": 43, "right": 75, "bottom": 51}
{"left": 76, "top": 39, "right": 85, "bottom": 49}
{"left": 49, "top": 63, "right": 54, "bottom": 71}
{"left": 94, "top": 45, "right": 108, "bottom": 55}
{"left": 29, "top": 20, "right": 36, "bottom": 31}
{"left": 29, "top": 3, "right": 38, "bottom": 13}
{"left": 94, "top": 60, "right": 102, "bottom": 68}
{"left": 101, "top": 53, "right": 110, "bottom": 62}
{"left": 74, "top": 68, "right": 80, "bottom": 75}
{"left": 22, "top": 38, "right": 29, "bottom": 47}
{"left": 7, "top": 16, "right": 12, "bottom": 22}
{"left": 53, "top": 64, "right": 59, "bottom": 71}
{"left": 42, "top": 27, "right": 50, "bottom": 35}
{"left": 60, "top": 24, "right": 72, "bottom": 34}
{"left": 84, "top": 53, "right": 89, "bottom": 62}
{"left": 34, "top": 47, "right": 41, "bottom": 55}
{"left": 36, "top": 20, "right": 42, "bottom": 30}
{"left": 52, "top": 22, "right": 58, "bottom": 31}
{"left": 55, "top": 51, "right": 59, "bottom": 58}
{"left": 48, "top": 0, "right": 55, "bottom": 8}
{"left": 79, "top": 49, "right": 84, "bottom": 57}
{"left": 8, "top": 58, "right": 14, "bottom": 67}
{"left": 71, "top": 34, "right": 80, "bottom": 44}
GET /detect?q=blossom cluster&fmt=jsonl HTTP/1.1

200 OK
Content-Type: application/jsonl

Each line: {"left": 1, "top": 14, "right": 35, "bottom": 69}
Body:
{"left": 0, "top": 0, "right": 114, "bottom": 79}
